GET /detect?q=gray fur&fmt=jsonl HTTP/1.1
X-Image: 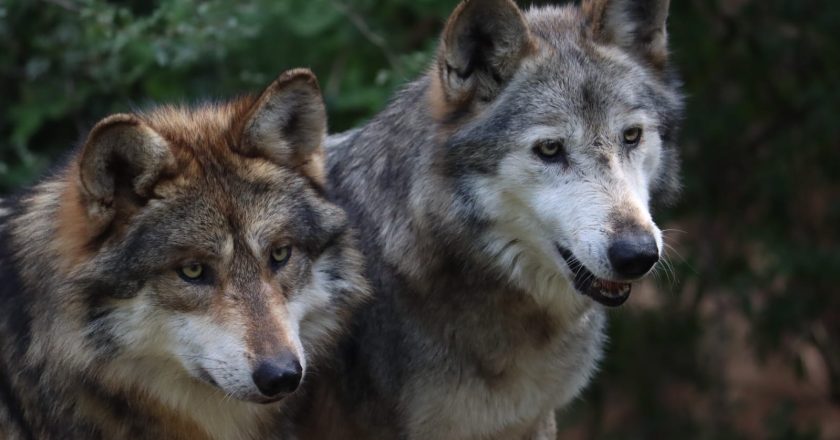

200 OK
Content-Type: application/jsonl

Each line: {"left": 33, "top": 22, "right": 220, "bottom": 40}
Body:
{"left": 299, "top": 0, "right": 682, "bottom": 439}
{"left": 297, "top": 0, "right": 683, "bottom": 438}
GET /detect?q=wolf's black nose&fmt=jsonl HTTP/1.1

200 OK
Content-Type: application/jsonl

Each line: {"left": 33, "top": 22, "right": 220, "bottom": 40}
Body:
{"left": 608, "top": 232, "right": 659, "bottom": 279}
{"left": 252, "top": 353, "right": 302, "bottom": 398}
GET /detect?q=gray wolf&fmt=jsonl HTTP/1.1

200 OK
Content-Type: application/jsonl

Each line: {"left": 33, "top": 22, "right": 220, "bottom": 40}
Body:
{"left": 0, "top": 69, "right": 368, "bottom": 439}
{"left": 292, "top": 0, "right": 682, "bottom": 438}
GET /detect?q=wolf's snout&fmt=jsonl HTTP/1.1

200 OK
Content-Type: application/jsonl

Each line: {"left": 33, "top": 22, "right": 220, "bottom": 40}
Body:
{"left": 252, "top": 352, "right": 303, "bottom": 398}
{"left": 608, "top": 231, "right": 659, "bottom": 279}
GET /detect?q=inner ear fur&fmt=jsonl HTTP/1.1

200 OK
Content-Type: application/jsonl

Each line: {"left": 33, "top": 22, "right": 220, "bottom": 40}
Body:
{"left": 583, "top": 0, "right": 671, "bottom": 71}
{"left": 78, "top": 114, "right": 176, "bottom": 235}
{"left": 436, "top": 0, "right": 534, "bottom": 109}
{"left": 238, "top": 68, "right": 327, "bottom": 185}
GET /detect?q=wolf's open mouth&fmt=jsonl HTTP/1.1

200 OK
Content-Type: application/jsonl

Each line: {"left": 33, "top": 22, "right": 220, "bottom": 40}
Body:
{"left": 557, "top": 246, "right": 631, "bottom": 307}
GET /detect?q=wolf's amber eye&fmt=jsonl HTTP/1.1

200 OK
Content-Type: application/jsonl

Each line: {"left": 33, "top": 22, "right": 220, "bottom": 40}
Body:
{"left": 271, "top": 246, "right": 292, "bottom": 268}
{"left": 533, "top": 140, "right": 567, "bottom": 164}
{"left": 178, "top": 263, "right": 204, "bottom": 281}
{"left": 623, "top": 127, "right": 643, "bottom": 147}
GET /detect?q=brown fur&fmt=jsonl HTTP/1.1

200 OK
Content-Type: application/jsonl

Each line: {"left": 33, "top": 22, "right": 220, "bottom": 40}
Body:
{"left": 0, "top": 69, "right": 369, "bottom": 439}
{"left": 54, "top": 164, "right": 99, "bottom": 272}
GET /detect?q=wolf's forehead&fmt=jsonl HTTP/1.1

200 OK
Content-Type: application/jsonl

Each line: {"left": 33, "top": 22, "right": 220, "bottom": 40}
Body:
{"left": 210, "top": 185, "right": 300, "bottom": 227}
{"left": 165, "top": 174, "right": 299, "bottom": 229}
{"left": 503, "top": 74, "right": 637, "bottom": 134}
{"left": 519, "top": 9, "right": 651, "bottom": 105}
{"left": 143, "top": 196, "right": 299, "bottom": 262}
{"left": 510, "top": 49, "right": 653, "bottom": 128}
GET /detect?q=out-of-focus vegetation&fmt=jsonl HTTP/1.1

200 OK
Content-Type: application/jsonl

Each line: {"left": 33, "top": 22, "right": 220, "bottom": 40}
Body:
{"left": 1, "top": 0, "right": 837, "bottom": 438}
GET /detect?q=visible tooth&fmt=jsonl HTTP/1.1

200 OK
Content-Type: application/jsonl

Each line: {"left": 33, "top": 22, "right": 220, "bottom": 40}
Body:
{"left": 592, "top": 280, "right": 601, "bottom": 288}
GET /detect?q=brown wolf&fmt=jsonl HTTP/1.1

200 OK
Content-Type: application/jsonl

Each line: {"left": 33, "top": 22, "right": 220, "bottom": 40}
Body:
{"left": 0, "top": 69, "right": 368, "bottom": 439}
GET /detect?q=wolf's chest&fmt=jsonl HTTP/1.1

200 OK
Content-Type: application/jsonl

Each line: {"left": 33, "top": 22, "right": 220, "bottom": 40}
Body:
{"left": 404, "top": 308, "right": 606, "bottom": 440}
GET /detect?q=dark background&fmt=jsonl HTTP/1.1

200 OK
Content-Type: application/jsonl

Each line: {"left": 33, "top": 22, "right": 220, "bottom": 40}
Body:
{"left": 1, "top": 0, "right": 837, "bottom": 438}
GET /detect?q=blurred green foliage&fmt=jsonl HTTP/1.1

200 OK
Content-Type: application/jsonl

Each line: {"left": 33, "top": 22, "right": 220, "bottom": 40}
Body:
{"left": 1, "top": 0, "right": 838, "bottom": 438}
{"left": 0, "top": 0, "right": 446, "bottom": 188}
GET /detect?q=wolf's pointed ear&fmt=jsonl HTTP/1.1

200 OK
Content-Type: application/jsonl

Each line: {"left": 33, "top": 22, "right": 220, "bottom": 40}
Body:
{"left": 436, "top": 0, "right": 534, "bottom": 108}
{"left": 239, "top": 69, "right": 327, "bottom": 185}
{"left": 583, "top": 0, "right": 671, "bottom": 71}
{"left": 79, "top": 115, "right": 176, "bottom": 234}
